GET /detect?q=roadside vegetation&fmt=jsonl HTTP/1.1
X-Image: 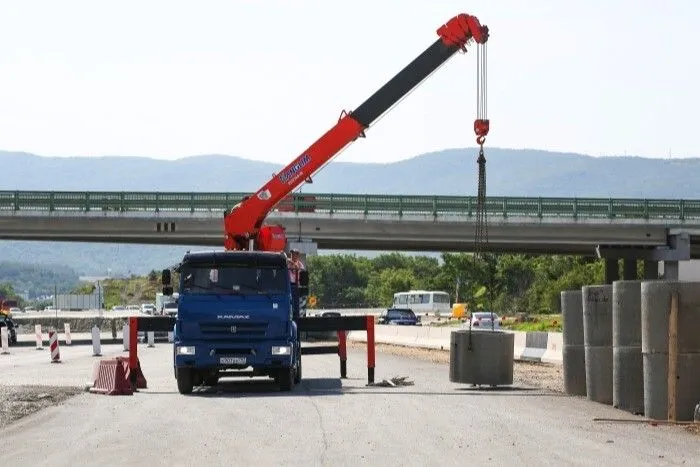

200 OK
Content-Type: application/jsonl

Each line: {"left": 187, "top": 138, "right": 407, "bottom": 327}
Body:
{"left": 3, "top": 252, "right": 642, "bottom": 319}
{"left": 306, "top": 252, "right": 632, "bottom": 317}
{"left": 100, "top": 270, "right": 162, "bottom": 309}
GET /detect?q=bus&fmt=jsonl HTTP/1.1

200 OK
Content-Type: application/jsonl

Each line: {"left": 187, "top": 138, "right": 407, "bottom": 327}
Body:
{"left": 391, "top": 290, "right": 451, "bottom": 317}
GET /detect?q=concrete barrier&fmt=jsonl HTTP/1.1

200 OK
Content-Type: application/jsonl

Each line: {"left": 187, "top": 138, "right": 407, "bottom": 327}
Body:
{"left": 12, "top": 318, "right": 565, "bottom": 364}
{"left": 348, "top": 325, "right": 563, "bottom": 363}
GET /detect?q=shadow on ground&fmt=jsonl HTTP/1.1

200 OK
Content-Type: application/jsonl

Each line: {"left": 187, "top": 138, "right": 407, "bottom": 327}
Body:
{"left": 141, "top": 377, "right": 565, "bottom": 398}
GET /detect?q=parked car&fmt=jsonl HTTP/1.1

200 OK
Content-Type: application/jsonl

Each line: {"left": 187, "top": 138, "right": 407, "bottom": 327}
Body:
{"left": 318, "top": 311, "right": 340, "bottom": 318}
{"left": 0, "top": 317, "right": 18, "bottom": 345}
{"left": 378, "top": 308, "right": 421, "bottom": 326}
{"left": 466, "top": 311, "right": 501, "bottom": 330}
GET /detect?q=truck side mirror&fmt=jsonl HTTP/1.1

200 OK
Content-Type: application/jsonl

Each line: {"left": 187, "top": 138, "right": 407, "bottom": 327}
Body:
{"left": 297, "top": 270, "right": 309, "bottom": 297}
{"left": 298, "top": 270, "right": 309, "bottom": 288}
{"left": 162, "top": 269, "right": 173, "bottom": 296}
{"left": 162, "top": 269, "right": 171, "bottom": 285}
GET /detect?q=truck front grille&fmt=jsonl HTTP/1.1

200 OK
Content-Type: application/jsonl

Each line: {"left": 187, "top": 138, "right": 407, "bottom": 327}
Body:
{"left": 198, "top": 321, "right": 269, "bottom": 339}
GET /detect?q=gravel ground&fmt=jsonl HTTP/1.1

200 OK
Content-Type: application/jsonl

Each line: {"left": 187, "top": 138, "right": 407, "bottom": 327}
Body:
{"left": 348, "top": 340, "right": 565, "bottom": 393}
{"left": 0, "top": 385, "right": 84, "bottom": 426}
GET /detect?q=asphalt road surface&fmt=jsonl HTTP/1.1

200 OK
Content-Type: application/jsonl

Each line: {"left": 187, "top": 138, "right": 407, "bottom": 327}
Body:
{"left": 1, "top": 343, "right": 698, "bottom": 466}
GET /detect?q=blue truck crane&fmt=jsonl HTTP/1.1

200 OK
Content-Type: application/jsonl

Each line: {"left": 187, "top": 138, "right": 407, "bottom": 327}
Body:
{"left": 160, "top": 12, "right": 489, "bottom": 395}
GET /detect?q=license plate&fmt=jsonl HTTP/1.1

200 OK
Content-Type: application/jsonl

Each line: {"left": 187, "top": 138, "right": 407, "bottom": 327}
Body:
{"left": 219, "top": 356, "right": 246, "bottom": 365}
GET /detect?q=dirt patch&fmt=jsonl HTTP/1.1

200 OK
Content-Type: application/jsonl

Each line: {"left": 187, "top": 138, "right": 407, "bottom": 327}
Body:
{"left": 0, "top": 385, "right": 84, "bottom": 426}
{"left": 685, "top": 424, "right": 700, "bottom": 436}
{"left": 348, "top": 340, "right": 564, "bottom": 393}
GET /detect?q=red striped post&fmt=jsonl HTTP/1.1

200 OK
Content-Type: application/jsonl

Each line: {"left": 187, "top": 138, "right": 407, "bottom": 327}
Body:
{"left": 129, "top": 317, "right": 138, "bottom": 386}
{"left": 337, "top": 330, "right": 347, "bottom": 378}
{"left": 49, "top": 330, "right": 61, "bottom": 363}
{"left": 366, "top": 315, "right": 375, "bottom": 384}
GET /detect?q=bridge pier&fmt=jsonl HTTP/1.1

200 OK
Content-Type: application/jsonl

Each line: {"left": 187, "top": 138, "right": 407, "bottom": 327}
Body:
{"left": 597, "top": 233, "right": 691, "bottom": 283}
{"left": 643, "top": 260, "right": 659, "bottom": 280}
{"left": 604, "top": 259, "right": 619, "bottom": 284}
{"left": 622, "top": 259, "right": 637, "bottom": 280}
{"left": 604, "top": 258, "right": 640, "bottom": 283}
{"left": 661, "top": 261, "right": 679, "bottom": 280}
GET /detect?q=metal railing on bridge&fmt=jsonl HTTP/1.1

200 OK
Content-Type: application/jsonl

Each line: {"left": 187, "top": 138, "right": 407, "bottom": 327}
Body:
{"left": 1, "top": 190, "right": 699, "bottom": 221}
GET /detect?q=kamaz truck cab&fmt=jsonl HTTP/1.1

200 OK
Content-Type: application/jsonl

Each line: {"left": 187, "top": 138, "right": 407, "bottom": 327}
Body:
{"left": 162, "top": 250, "right": 308, "bottom": 395}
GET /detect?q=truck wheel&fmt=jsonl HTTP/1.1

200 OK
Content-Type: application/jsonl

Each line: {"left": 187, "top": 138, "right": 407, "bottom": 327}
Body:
{"left": 293, "top": 352, "right": 302, "bottom": 384}
{"left": 176, "top": 367, "right": 194, "bottom": 395}
{"left": 278, "top": 366, "right": 294, "bottom": 391}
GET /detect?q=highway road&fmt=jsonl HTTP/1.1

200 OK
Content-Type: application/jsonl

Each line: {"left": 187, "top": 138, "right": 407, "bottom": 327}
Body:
{"left": 1, "top": 343, "right": 698, "bottom": 466}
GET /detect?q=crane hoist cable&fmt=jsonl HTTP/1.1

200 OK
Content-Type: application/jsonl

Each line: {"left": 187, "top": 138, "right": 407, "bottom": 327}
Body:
{"left": 474, "top": 40, "right": 489, "bottom": 258}
{"left": 467, "top": 39, "right": 495, "bottom": 350}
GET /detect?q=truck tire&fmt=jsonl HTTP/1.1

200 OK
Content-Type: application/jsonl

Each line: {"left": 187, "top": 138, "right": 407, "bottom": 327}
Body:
{"left": 176, "top": 367, "right": 194, "bottom": 395}
{"left": 278, "top": 366, "right": 294, "bottom": 391}
{"left": 293, "top": 352, "right": 302, "bottom": 384}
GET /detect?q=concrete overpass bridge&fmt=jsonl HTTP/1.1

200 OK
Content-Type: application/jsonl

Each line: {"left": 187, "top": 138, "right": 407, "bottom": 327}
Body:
{"left": 1, "top": 190, "right": 699, "bottom": 281}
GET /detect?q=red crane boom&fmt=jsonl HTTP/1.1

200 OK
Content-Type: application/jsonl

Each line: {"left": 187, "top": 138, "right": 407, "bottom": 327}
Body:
{"left": 224, "top": 13, "right": 489, "bottom": 251}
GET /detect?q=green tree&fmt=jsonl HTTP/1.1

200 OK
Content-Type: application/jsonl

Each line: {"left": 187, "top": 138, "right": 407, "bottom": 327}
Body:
{"left": 306, "top": 254, "right": 372, "bottom": 307}
{"left": 365, "top": 268, "right": 418, "bottom": 307}
{"left": 71, "top": 282, "right": 96, "bottom": 294}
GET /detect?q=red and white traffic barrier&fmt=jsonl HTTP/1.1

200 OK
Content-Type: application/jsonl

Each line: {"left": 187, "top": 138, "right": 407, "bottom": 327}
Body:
{"left": 64, "top": 323, "right": 72, "bottom": 345}
{"left": 91, "top": 325, "right": 102, "bottom": 357}
{"left": 48, "top": 329, "right": 61, "bottom": 363}
{"left": 147, "top": 331, "right": 155, "bottom": 348}
{"left": 1, "top": 327, "right": 9, "bottom": 355}
{"left": 35, "top": 324, "right": 43, "bottom": 350}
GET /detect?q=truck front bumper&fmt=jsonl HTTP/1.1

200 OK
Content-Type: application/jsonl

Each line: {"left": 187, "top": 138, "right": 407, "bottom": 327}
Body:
{"left": 174, "top": 340, "right": 295, "bottom": 369}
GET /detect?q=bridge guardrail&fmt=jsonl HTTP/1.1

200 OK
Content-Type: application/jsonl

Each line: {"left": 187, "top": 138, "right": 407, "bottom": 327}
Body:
{"left": 1, "top": 190, "right": 699, "bottom": 221}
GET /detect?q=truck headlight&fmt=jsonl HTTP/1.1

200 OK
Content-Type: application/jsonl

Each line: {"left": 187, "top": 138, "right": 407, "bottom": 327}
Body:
{"left": 271, "top": 345, "right": 291, "bottom": 355}
{"left": 176, "top": 346, "right": 196, "bottom": 355}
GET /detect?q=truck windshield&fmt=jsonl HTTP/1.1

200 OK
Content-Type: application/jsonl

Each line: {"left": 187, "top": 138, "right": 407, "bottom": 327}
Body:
{"left": 180, "top": 264, "right": 288, "bottom": 295}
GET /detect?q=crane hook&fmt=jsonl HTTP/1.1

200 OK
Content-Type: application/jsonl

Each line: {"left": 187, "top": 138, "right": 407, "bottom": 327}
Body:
{"left": 474, "top": 118, "right": 489, "bottom": 146}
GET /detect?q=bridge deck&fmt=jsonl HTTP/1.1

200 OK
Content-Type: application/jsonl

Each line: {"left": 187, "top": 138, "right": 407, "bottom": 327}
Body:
{"left": 2, "top": 191, "right": 699, "bottom": 256}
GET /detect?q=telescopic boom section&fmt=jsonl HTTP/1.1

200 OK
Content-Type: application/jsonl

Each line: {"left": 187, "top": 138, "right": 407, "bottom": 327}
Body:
{"left": 224, "top": 13, "right": 489, "bottom": 251}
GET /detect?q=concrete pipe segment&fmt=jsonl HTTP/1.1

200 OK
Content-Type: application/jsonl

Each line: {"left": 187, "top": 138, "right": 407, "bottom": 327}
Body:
{"left": 449, "top": 329, "right": 514, "bottom": 386}
{"left": 582, "top": 285, "right": 613, "bottom": 405}
{"left": 561, "top": 290, "right": 586, "bottom": 396}
{"left": 641, "top": 281, "right": 700, "bottom": 421}
{"left": 612, "top": 280, "right": 645, "bottom": 414}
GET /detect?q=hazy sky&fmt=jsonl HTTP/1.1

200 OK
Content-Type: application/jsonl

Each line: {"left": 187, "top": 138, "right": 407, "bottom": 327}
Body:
{"left": 0, "top": 0, "right": 697, "bottom": 164}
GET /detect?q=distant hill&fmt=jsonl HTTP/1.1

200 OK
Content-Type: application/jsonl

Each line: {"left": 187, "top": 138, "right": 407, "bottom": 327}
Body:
{"left": 2, "top": 147, "right": 700, "bottom": 275}
{"left": 4, "top": 148, "right": 700, "bottom": 197}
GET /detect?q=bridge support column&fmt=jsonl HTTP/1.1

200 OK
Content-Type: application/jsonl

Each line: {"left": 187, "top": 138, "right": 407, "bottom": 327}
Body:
{"left": 643, "top": 260, "right": 658, "bottom": 280}
{"left": 622, "top": 259, "right": 637, "bottom": 280}
{"left": 661, "top": 261, "right": 679, "bottom": 280}
{"left": 604, "top": 259, "right": 619, "bottom": 284}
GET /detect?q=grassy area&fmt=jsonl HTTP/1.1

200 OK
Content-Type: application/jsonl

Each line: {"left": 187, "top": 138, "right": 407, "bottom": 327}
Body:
{"left": 501, "top": 314, "right": 562, "bottom": 332}
{"left": 430, "top": 319, "right": 465, "bottom": 327}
